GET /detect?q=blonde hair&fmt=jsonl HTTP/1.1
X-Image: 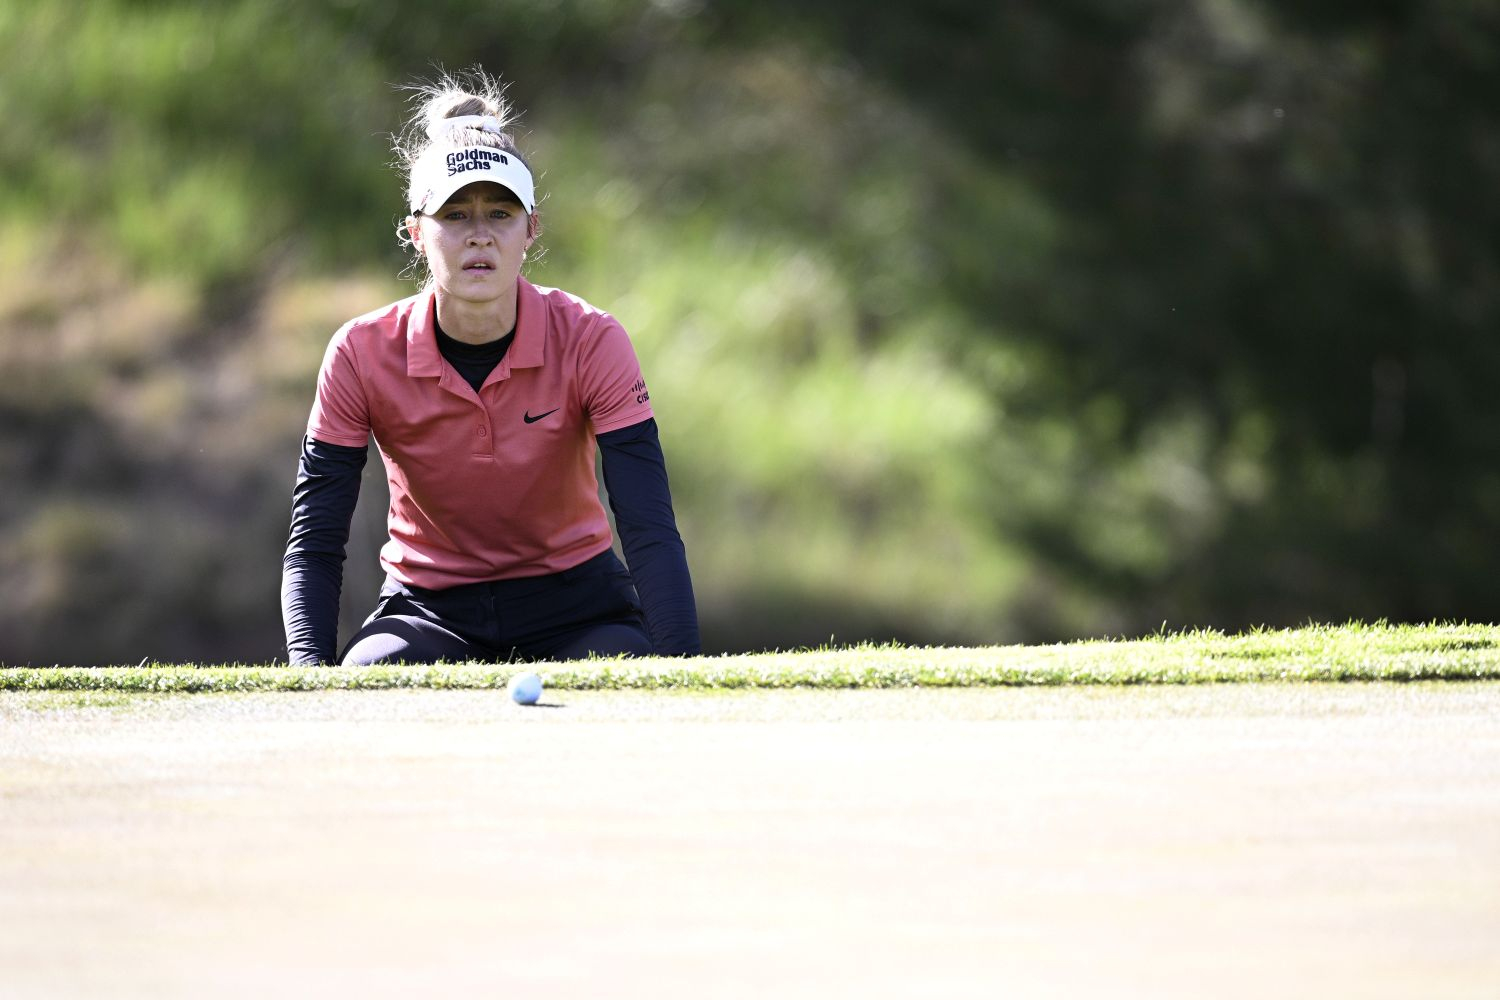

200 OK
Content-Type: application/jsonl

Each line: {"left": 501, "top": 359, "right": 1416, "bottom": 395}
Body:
{"left": 392, "top": 66, "right": 542, "bottom": 278}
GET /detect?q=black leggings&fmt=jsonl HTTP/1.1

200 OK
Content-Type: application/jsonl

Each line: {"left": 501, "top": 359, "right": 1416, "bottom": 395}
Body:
{"left": 341, "top": 550, "right": 652, "bottom": 666}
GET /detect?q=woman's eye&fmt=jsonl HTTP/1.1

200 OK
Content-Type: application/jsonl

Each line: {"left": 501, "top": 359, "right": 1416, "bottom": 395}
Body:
{"left": 490, "top": 210, "right": 511, "bottom": 219}
{"left": 444, "top": 211, "right": 466, "bottom": 221}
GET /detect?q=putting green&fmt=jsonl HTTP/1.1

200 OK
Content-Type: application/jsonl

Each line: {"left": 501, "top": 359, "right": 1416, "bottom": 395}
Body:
{"left": 2, "top": 684, "right": 1498, "bottom": 998}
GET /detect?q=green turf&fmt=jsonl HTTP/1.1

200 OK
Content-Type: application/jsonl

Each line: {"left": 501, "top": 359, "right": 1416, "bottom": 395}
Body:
{"left": 2, "top": 622, "right": 1498, "bottom": 692}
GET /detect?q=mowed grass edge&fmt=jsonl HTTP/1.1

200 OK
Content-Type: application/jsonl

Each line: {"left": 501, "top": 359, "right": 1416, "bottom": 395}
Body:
{"left": 3, "top": 622, "right": 1500, "bottom": 692}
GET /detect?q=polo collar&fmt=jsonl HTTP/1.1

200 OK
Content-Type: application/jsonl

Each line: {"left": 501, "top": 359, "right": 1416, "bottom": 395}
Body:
{"left": 511, "top": 278, "right": 546, "bottom": 368}
{"left": 407, "top": 278, "right": 546, "bottom": 378}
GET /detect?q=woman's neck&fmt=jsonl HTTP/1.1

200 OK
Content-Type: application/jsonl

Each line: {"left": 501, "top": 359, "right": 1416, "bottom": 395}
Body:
{"left": 433, "top": 287, "right": 518, "bottom": 345}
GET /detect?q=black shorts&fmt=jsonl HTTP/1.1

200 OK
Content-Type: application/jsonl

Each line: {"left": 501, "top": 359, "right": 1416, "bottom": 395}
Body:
{"left": 340, "top": 549, "right": 651, "bottom": 665}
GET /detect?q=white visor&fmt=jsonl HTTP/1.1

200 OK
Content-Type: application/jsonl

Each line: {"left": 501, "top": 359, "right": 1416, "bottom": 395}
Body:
{"left": 408, "top": 144, "right": 536, "bottom": 215}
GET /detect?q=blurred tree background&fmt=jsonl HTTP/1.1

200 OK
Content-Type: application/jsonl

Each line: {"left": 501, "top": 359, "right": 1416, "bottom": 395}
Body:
{"left": 0, "top": 0, "right": 1495, "bottom": 664}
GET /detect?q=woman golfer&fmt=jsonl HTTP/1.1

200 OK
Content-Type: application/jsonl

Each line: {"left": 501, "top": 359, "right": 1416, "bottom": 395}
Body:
{"left": 281, "top": 72, "right": 699, "bottom": 665}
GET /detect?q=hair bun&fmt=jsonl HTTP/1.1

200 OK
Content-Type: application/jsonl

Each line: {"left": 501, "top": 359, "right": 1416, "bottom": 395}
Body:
{"left": 425, "top": 114, "right": 505, "bottom": 142}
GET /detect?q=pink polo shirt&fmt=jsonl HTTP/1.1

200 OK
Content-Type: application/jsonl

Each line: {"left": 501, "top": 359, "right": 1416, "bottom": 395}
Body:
{"left": 307, "top": 278, "right": 654, "bottom": 589}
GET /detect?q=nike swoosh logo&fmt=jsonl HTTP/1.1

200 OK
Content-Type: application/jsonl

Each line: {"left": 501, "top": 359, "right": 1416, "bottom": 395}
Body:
{"left": 523, "top": 408, "right": 559, "bottom": 424}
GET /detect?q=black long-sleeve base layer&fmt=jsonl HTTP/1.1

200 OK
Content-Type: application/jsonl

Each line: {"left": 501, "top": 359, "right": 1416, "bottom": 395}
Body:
{"left": 280, "top": 418, "right": 699, "bottom": 665}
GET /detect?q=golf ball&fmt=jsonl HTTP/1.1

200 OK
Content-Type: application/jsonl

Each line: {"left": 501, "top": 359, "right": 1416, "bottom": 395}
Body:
{"left": 508, "top": 671, "right": 543, "bottom": 705}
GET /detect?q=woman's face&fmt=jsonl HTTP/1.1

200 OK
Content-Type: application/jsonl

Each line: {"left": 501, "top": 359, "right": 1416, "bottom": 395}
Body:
{"left": 407, "top": 181, "right": 535, "bottom": 305}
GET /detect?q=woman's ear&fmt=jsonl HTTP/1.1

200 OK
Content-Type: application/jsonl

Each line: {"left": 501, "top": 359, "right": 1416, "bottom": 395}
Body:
{"left": 406, "top": 215, "right": 424, "bottom": 254}
{"left": 526, "top": 212, "right": 541, "bottom": 247}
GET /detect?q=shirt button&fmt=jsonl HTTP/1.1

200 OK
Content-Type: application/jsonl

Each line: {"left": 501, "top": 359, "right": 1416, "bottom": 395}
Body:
{"left": 477, "top": 426, "right": 488, "bottom": 437}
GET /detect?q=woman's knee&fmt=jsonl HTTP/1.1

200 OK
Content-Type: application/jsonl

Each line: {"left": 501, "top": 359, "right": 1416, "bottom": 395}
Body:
{"left": 548, "top": 621, "right": 654, "bottom": 661}
{"left": 340, "top": 615, "right": 474, "bottom": 666}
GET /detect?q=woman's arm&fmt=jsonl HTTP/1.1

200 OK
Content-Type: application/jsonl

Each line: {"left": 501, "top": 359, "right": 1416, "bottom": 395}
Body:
{"left": 281, "top": 436, "right": 367, "bottom": 665}
{"left": 597, "top": 419, "right": 701, "bottom": 655}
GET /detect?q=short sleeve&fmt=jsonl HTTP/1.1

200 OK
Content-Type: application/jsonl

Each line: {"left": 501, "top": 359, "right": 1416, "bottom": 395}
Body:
{"left": 580, "top": 315, "right": 654, "bottom": 434}
{"left": 307, "top": 327, "right": 372, "bottom": 448}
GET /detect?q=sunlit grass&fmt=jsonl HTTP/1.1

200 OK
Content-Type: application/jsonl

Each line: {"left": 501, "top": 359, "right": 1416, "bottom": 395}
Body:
{"left": 4, "top": 623, "right": 1497, "bottom": 690}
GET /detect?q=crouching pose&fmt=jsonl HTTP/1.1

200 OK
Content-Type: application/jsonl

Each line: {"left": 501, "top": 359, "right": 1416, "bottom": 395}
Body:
{"left": 281, "top": 70, "right": 699, "bottom": 665}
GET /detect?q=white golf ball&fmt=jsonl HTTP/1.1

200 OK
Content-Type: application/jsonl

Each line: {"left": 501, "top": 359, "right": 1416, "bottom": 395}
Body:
{"left": 508, "top": 671, "right": 543, "bottom": 705}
